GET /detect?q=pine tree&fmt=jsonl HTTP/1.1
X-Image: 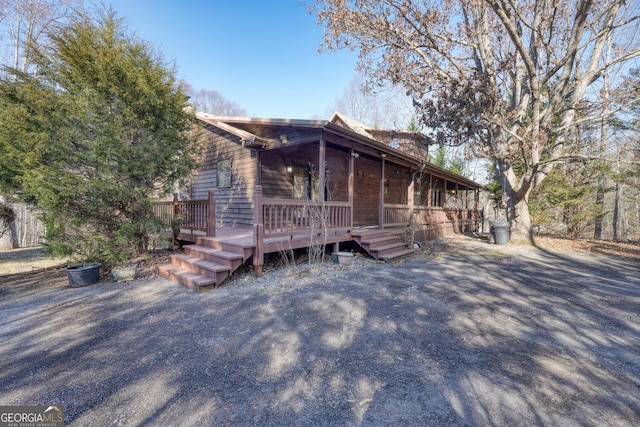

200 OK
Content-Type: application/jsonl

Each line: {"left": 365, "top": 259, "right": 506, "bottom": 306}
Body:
{"left": 0, "top": 10, "right": 201, "bottom": 266}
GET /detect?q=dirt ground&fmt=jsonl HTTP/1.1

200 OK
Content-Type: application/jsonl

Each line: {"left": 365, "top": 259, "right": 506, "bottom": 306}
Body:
{"left": 0, "top": 235, "right": 639, "bottom": 426}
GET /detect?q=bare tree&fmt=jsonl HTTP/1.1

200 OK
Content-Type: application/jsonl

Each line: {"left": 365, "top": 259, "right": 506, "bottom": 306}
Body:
{"left": 0, "top": 0, "right": 82, "bottom": 72}
{"left": 182, "top": 82, "right": 247, "bottom": 116}
{"left": 328, "top": 71, "right": 413, "bottom": 129}
{"left": 310, "top": 0, "right": 640, "bottom": 240}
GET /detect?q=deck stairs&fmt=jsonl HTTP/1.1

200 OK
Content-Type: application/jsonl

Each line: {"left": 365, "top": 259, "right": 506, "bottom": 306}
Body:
{"left": 158, "top": 236, "right": 253, "bottom": 292}
{"left": 351, "top": 229, "right": 415, "bottom": 261}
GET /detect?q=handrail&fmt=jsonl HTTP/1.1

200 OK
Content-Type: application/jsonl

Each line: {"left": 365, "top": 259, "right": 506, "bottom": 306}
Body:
{"left": 154, "top": 190, "right": 483, "bottom": 246}
{"left": 151, "top": 191, "right": 216, "bottom": 237}
{"left": 261, "top": 197, "right": 352, "bottom": 237}
{"left": 382, "top": 203, "right": 412, "bottom": 228}
{"left": 383, "top": 203, "right": 481, "bottom": 229}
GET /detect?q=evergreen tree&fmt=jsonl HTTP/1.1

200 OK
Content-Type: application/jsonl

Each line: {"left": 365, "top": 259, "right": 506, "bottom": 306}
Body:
{"left": 529, "top": 164, "right": 602, "bottom": 238}
{"left": 430, "top": 144, "right": 447, "bottom": 169}
{"left": 429, "top": 143, "right": 465, "bottom": 176}
{"left": 0, "top": 10, "right": 201, "bottom": 266}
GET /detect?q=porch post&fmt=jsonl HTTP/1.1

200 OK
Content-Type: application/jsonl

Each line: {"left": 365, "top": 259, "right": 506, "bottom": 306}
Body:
{"left": 172, "top": 193, "right": 179, "bottom": 247}
{"left": 408, "top": 171, "right": 415, "bottom": 228}
{"left": 253, "top": 185, "right": 264, "bottom": 278}
{"left": 319, "top": 139, "right": 327, "bottom": 238}
{"left": 427, "top": 174, "right": 433, "bottom": 207}
{"left": 319, "top": 138, "right": 326, "bottom": 201}
{"left": 379, "top": 154, "right": 386, "bottom": 229}
{"left": 207, "top": 190, "right": 216, "bottom": 237}
{"left": 456, "top": 182, "right": 460, "bottom": 232}
{"left": 408, "top": 172, "right": 415, "bottom": 207}
{"left": 348, "top": 148, "right": 355, "bottom": 230}
{"left": 443, "top": 179, "right": 448, "bottom": 207}
{"left": 475, "top": 189, "right": 480, "bottom": 232}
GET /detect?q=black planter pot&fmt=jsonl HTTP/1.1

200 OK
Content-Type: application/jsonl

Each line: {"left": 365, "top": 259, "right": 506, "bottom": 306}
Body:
{"left": 65, "top": 263, "right": 101, "bottom": 287}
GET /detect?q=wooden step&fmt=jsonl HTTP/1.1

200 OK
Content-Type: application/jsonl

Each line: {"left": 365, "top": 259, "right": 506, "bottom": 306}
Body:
{"left": 158, "top": 235, "right": 253, "bottom": 291}
{"left": 350, "top": 229, "right": 410, "bottom": 260}
{"left": 196, "top": 237, "right": 254, "bottom": 258}
{"left": 170, "top": 254, "right": 230, "bottom": 282}
{"left": 157, "top": 264, "right": 217, "bottom": 292}
{"left": 361, "top": 235, "right": 400, "bottom": 246}
{"left": 379, "top": 248, "right": 415, "bottom": 261}
{"left": 183, "top": 245, "right": 244, "bottom": 269}
{"left": 352, "top": 230, "right": 394, "bottom": 241}
{"left": 371, "top": 241, "right": 408, "bottom": 257}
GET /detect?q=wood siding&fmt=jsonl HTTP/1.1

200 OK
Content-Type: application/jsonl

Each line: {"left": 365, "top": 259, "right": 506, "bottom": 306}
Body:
{"left": 191, "top": 127, "right": 256, "bottom": 229}
{"left": 384, "top": 164, "right": 412, "bottom": 205}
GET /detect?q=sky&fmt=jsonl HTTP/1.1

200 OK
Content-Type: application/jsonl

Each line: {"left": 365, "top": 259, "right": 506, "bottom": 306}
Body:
{"left": 102, "top": 0, "right": 360, "bottom": 119}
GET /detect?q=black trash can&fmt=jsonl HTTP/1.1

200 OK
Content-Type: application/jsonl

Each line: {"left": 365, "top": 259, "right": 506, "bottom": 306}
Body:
{"left": 490, "top": 221, "right": 510, "bottom": 245}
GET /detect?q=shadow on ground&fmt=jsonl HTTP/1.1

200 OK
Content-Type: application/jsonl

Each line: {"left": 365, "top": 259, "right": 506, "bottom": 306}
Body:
{"left": 1, "top": 237, "right": 639, "bottom": 426}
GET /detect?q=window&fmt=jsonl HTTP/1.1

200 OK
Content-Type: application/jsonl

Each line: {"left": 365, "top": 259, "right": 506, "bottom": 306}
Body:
{"left": 217, "top": 159, "right": 231, "bottom": 188}
{"left": 390, "top": 139, "right": 399, "bottom": 149}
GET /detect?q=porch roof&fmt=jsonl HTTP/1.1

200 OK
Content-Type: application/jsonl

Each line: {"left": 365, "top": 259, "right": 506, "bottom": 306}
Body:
{"left": 195, "top": 113, "right": 483, "bottom": 190}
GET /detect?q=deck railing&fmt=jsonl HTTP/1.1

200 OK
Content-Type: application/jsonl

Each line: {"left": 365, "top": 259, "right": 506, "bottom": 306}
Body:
{"left": 261, "top": 198, "right": 352, "bottom": 238}
{"left": 383, "top": 203, "right": 412, "bottom": 228}
{"left": 174, "top": 200, "right": 209, "bottom": 231}
{"left": 152, "top": 190, "right": 216, "bottom": 238}
{"left": 152, "top": 201, "right": 175, "bottom": 226}
{"left": 156, "top": 191, "right": 481, "bottom": 238}
{"left": 382, "top": 204, "right": 482, "bottom": 231}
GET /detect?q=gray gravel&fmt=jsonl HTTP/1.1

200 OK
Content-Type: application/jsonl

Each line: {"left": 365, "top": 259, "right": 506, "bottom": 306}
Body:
{"left": 1, "top": 236, "right": 639, "bottom": 426}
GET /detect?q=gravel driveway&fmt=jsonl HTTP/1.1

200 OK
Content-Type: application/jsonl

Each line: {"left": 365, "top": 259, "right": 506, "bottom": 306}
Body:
{"left": 1, "top": 236, "right": 639, "bottom": 426}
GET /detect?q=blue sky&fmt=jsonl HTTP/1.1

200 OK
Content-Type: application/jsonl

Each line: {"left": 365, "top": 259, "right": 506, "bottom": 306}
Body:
{"left": 103, "top": 1, "right": 359, "bottom": 119}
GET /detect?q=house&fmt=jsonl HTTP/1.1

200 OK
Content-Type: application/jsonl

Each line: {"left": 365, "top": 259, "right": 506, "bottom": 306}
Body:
{"left": 157, "top": 112, "right": 483, "bottom": 291}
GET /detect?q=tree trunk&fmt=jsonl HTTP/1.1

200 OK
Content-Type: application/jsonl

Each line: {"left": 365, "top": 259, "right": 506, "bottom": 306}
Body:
{"left": 613, "top": 181, "right": 622, "bottom": 241}
{"left": 505, "top": 188, "right": 533, "bottom": 242}
{"left": 503, "top": 176, "right": 533, "bottom": 243}
{"left": 0, "top": 197, "right": 18, "bottom": 250}
{"left": 499, "top": 161, "right": 534, "bottom": 243}
{"left": 594, "top": 177, "right": 605, "bottom": 239}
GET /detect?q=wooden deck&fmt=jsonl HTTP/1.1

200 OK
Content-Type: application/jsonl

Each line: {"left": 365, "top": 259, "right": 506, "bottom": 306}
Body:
{"left": 157, "top": 226, "right": 413, "bottom": 292}
{"left": 155, "top": 187, "right": 483, "bottom": 291}
{"left": 199, "top": 226, "right": 410, "bottom": 255}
